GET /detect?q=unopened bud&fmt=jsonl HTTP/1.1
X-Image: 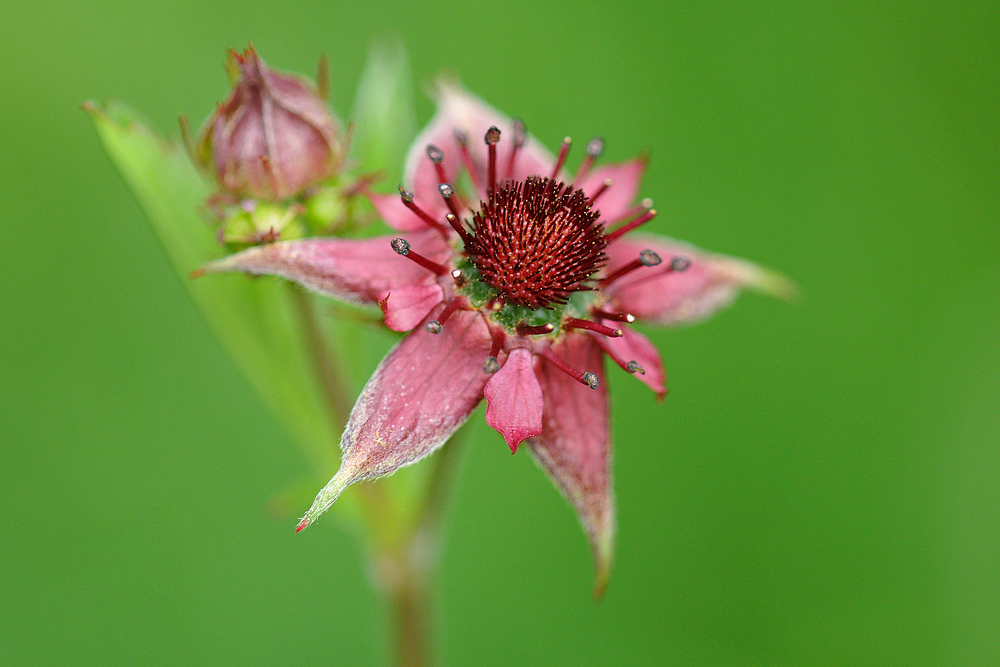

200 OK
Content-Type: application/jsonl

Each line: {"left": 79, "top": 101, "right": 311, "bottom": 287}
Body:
{"left": 195, "top": 46, "right": 343, "bottom": 201}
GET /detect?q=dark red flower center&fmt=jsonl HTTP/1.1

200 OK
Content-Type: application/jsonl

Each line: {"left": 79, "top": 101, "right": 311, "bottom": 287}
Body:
{"left": 465, "top": 176, "right": 607, "bottom": 309}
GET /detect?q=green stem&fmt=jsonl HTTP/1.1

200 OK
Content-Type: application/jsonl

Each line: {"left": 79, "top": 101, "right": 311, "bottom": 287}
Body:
{"left": 380, "top": 427, "right": 471, "bottom": 667}
{"left": 289, "top": 283, "right": 472, "bottom": 667}
{"left": 288, "top": 285, "right": 354, "bottom": 424}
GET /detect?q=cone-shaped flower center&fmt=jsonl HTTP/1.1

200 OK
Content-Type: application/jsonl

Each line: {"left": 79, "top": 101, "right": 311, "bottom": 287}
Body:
{"left": 466, "top": 176, "right": 607, "bottom": 309}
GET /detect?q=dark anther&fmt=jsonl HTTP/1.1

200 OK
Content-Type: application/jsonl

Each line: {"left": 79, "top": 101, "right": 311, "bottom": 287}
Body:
{"left": 483, "top": 356, "right": 500, "bottom": 374}
{"left": 513, "top": 118, "right": 526, "bottom": 147}
{"left": 426, "top": 145, "right": 444, "bottom": 164}
{"left": 670, "top": 256, "right": 692, "bottom": 272}
{"left": 391, "top": 238, "right": 410, "bottom": 256}
{"left": 485, "top": 126, "right": 501, "bottom": 145}
{"left": 626, "top": 360, "right": 645, "bottom": 375}
{"left": 582, "top": 372, "right": 600, "bottom": 389}
{"left": 586, "top": 137, "right": 605, "bottom": 158}
{"left": 639, "top": 249, "right": 662, "bottom": 266}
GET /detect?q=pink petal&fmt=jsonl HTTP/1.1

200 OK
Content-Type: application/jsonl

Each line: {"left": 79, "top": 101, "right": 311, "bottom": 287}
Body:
{"left": 298, "top": 308, "right": 493, "bottom": 528}
{"left": 199, "top": 230, "right": 449, "bottom": 305}
{"left": 575, "top": 156, "right": 648, "bottom": 222}
{"left": 484, "top": 347, "right": 544, "bottom": 453}
{"left": 604, "top": 234, "right": 797, "bottom": 325}
{"left": 368, "top": 191, "right": 443, "bottom": 233}
{"left": 595, "top": 325, "right": 667, "bottom": 398}
{"left": 526, "top": 334, "right": 615, "bottom": 598}
{"left": 379, "top": 283, "right": 445, "bottom": 332}
{"left": 406, "top": 80, "right": 557, "bottom": 202}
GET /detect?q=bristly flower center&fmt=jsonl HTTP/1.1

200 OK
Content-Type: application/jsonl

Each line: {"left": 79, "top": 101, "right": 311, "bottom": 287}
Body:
{"left": 466, "top": 176, "right": 607, "bottom": 309}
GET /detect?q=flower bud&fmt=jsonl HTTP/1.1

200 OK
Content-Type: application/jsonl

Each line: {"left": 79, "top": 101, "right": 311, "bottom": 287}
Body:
{"left": 196, "top": 45, "right": 343, "bottom": 201}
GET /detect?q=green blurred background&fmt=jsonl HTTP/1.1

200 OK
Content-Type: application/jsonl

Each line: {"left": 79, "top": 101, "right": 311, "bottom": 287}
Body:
{"left": 2, "top": 0, "right": 998, "bottom": 664}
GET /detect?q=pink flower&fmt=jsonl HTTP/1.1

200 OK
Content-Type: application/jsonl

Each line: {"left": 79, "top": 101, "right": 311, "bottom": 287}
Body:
{"left": 202, "top": 82, "right": 793, "bottom": 594}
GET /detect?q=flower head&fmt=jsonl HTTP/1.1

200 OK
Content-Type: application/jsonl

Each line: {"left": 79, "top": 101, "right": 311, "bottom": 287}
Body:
{"left": 194, "top": 45, "right": 344, "bottom": 201}
{"left": 201, "top": 82, "right": 793, "bottom": 595}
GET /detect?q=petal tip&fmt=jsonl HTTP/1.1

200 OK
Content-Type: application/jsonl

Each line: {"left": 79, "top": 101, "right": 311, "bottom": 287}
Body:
{"left": 298, "top": 466, "right": 356, "bottom": 530}
{"left": 196, "top": 251, "right": 255, "bottom": 277}
{"left": 747, "top": 266, "right": 799, "bottom": 302}
{"left": 591, "top": 523, "right": 615, "bottom": 602}
{"left": 592, "top": 573, "right": 610, "bottom": 602}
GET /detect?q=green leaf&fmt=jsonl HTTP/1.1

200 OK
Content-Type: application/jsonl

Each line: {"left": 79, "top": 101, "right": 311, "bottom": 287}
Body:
{"left": 86, "top": 100, "right": 347, "bottom": 503}
{"left": 350, "top": 39, "right": 416, "bottom": 185}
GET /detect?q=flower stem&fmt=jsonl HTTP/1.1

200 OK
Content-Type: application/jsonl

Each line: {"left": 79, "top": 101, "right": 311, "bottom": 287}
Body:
{"left": 288, "top": 283, "right": 472, "bottom": 667}
{"left": 381, "top": 423, "right": 472, "bottom": 667}
{"left": 287, "top": 284, "right": 354, "bottom": 424}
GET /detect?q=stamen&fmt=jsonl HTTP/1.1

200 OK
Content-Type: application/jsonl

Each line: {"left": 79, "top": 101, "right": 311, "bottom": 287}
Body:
{"left": 608, "top": 198, "right": 653, "bottom": 227}
{"left": 438, "top": 182, "right": 461, "bottom": 218}
{"left": 454, "top": 129, "right": 484, "bottom": 192}
{"left": 484, "top": 326, "right": 505, "bottom": 373}
{"left": 592, "top": 308, "right": 636, "bottom": 323}
{"left": 539, "top": 347, "right": 600, "bottom": 389}
{"left": 605, "top": 207, "right": 658, "bottom": 242}
{"left": 450, "top": 268, "right": 467, "bottom": 287}
{"left": 602, "top": 249, "right": 662, "bottom": 286}
{"left": 589, "top": 178, "right": 613, "bottom": 204}
{"left": 426, "top": 144, "right": 448, "bottom": 184}
{"left": 485, "top": 126, "right": 501, "bottom": 193}
{"left": 516, "top": 322, "right": 555, "bottom": 336}
{"left": 669, "top": 256, "right": 692, "bottom": 272}
{"left": 390, "top": 238, "right": 449, "bottom": 275}
{"left": 398, "top": 186, "right": 448, "bottom": 235}
{"left": 551, "top": 137, "right": 572, "bottom": 180}
{"left": 564, "top": 318, "right": 623, "bottom": 338}
{"left": 425, "top": 298, "right": 463, "bottom": 333}
{"left": 574, "top": 136, "right": 604, "bottom": 184}
{"left": 505, "top": 118, "right": 527, "bottom": 179}
{"left": 626, "top": 360, "right": 645, "bottom": 374}
{"left": 445, "top": 213, "right": 475, "bottom": 246}
{"left": 489, "top": 326, "right": 504, "bottom": 358}
{"left": 437, "top": 298, "right": 462, "bottom": 325}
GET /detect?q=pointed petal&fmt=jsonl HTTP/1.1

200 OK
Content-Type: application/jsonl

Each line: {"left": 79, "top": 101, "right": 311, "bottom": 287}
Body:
{"left": 604, "top": 234, "right": 797, "bottom": 326}
{"left": 594, "top": 325, "right": 667, "bottom": 398}
{"left": 406, "top": 80, "right": 557, "bottom": 202}
{"left": 297, "top": 308, "right": 492, "bottom": 528}
{"left": 199, "top": 230, "right": 448, "bottom": 305}
{"left": 576, "top": 156, "right": 648, "bottom": 222}
{"left": 379, "top": 283, "right": 444, "bottom": 332}
{"left": 526, "top": 335, "right": 615, "bottom": 598}
{"left": 484, "top": 347, "right": 544, "bottom": 453}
